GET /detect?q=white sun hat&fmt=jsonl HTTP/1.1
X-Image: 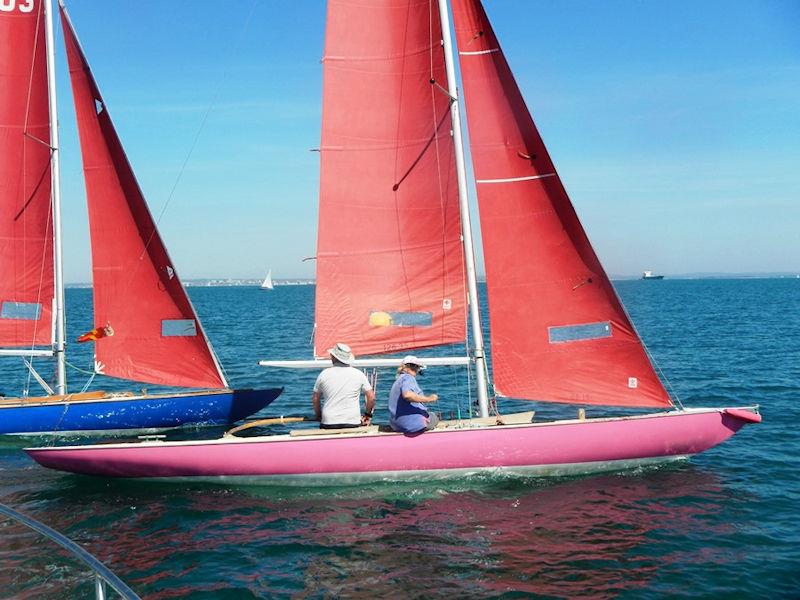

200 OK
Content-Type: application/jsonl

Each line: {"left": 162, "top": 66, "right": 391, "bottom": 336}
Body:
{"left": 401, "top": 355, "right": 426, "bottom": 370}
{"left": 328, "top": 342, "right": 355, "bottom": 365}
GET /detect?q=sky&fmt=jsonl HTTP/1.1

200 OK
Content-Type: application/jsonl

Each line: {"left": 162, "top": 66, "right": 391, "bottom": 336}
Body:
{"left": 51, "top": 0, "right": 799, "bottom": 283}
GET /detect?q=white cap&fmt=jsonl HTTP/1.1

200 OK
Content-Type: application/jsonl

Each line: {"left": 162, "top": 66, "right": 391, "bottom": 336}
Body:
{"left": 401, "top": 355, "right": 426, "bottom": 370}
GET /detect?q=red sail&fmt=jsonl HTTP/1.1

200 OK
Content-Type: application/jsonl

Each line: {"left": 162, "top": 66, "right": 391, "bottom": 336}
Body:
{"left": 60, "top": 8, "right": 226, "bottom": 389}
{"left": 452, "top": 0, "right": 671, "bottom": 407}
{"left": 314, "top": 0, "right": 466, "bottom": 358}
{"left": 0, "top": 2, "right": 54, "bottom": 347}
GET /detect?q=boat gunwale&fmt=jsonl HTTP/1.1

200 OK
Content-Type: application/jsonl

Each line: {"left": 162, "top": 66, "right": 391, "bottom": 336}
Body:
{"left": 24, "top": 405, "right": 760, "bottom": 453}
{"left": 0, "top": 387, "right": 281, "bottom": 409}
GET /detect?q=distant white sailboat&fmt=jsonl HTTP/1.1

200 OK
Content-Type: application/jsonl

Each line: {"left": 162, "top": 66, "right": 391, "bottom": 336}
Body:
{"left": 261, "top": 270, "right": 274, "bottom": 290}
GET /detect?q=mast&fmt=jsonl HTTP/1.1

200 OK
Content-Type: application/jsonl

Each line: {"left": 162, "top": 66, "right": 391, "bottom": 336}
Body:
{"left": 45, "top": 0, "right": 67, "bottom": 395}
{"left": 437, "top": 0, "right": 489, "bottom": 417}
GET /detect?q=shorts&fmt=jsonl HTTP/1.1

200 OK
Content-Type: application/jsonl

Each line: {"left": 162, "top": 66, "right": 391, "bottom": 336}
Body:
{"left": 425, "top": 412, "right": 440, "bottom": 430}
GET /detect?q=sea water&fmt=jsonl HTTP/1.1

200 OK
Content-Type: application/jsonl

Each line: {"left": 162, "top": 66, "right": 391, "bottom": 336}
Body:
{"left": 0, "top": 279, "right": 797, "bottom": 598}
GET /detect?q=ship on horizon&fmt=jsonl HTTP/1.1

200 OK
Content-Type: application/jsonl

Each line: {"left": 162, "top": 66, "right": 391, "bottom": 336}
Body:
{"left": 642, "top": 270, "right": 665, "bottom": 280}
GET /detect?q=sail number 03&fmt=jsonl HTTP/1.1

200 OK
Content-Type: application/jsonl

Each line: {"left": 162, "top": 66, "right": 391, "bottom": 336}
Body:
{"left": 0, "top": 0, "right": 35, "bottom": 12}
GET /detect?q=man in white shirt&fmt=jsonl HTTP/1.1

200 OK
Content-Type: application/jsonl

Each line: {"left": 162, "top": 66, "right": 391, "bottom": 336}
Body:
{"left": 312, "top": 342, "right": 376, "bottom": 429}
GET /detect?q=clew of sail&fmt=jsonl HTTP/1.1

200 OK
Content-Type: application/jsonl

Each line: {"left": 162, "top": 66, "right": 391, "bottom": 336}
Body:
{"left": 451, "top": 0, "right": 671, "bottom": 408}
{"left": 0, "top": 1, "right": 55, "bottom": 348}
{"left": 313, "top": 0, "right": 467, "bottom": 359}
{"left": 60, "top": 6, "right": 226, "bottom": 389}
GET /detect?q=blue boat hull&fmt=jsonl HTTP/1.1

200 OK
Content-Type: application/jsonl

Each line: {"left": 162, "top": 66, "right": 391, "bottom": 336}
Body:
{"left": 0, "top": 388, "right": 282, "bottom": 435}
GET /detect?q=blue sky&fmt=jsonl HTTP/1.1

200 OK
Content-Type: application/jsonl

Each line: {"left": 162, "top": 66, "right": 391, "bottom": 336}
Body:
{"left": 54, "top": 1, "right": 799, "bottom": 282}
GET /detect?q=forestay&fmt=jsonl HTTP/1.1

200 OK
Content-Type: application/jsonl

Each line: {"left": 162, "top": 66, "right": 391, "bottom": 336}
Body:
{"left": 314, "top": 0, "right": 467, "bottom": 358}
{"left": 0, "top": 0, "right": 55, "bottom": 348}
{"left": 60, "top": 7, "right": 226, "bottom": 389}
{"left": 451, "top": 0, "right": 671, "bottom": 407}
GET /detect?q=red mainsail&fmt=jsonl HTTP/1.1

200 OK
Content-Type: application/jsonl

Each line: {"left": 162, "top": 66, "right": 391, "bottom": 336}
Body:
{"left": 452, "top": 0, "right": 671, "bottom": 407}
{"left": 60, "top": 7, "right": 226, "bottom": 389}
{"left": 0, "top": 2, "right": 54, "bottom": 347}
{"left": 314, "top": 0, "right": 466, "bottom": 358}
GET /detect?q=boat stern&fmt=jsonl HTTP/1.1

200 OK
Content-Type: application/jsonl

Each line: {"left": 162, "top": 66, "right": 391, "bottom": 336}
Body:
{"left": 227, "top": 387, "right": 283, "bottom": 422}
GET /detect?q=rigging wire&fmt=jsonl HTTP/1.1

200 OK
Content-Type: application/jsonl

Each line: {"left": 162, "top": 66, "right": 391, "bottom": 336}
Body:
{"left": 24, "top": 158, "right": 56, "bottom": 397}
{"left": 64, "top": 359, "right": 95, "bottom": 377}
{"left": 427, "top": 0, "right": 458, "bottom": 356}
{"left": 16, "top": 3, "right": 54, "bottom": 397}
{"left": 140, "top": 0, "right": 262, "bottom": 255}
{"left": 388, "top": 2, "right": 418, "bottom": 347}
{"left": 78, "top": 371, "right": 96, "bottom": 393}
{"left": 68, "top": 2, "right": 263, "bottom": 388}
{"left": 608, "top": 279, "right": 684, "bottom": 409}
{"left": 642, "top": 339, "right": 684, "bottom": 410}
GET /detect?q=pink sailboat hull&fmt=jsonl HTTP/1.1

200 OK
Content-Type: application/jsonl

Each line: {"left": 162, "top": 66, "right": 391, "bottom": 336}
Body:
{"left": 25, "top": 407, "right": 760, "bottom": 484}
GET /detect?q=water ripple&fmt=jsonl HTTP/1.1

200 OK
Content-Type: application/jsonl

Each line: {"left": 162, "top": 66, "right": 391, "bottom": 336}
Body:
{"left": 1, "top": 279, "right": 798, "bottom": 597}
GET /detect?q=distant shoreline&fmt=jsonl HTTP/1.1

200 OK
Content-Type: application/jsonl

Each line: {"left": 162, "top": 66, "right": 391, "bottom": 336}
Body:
{"left": 64, "top": 279, "right": 315, "bottom": 289}
{"left": 64, "top": 273, "right": 799, "bottom": 288}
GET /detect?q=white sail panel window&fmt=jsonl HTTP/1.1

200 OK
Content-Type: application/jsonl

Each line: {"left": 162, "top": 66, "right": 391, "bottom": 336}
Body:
{"left": 368, "top": 311, "right": 433, "bottom": 328}
{"left": 548, "top": 321, "right": 612, "bottom": 344}
{"left": 1, "top": 302, "right": 42, "bottom": 320}
{"left": 161, "top": 319, "right": 197, "bottom": 337}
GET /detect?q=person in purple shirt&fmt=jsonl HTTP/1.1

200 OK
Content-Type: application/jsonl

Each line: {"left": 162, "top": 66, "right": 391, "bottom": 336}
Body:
{"left": 388, "top": 356, "right": 439, "bottom": 433}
